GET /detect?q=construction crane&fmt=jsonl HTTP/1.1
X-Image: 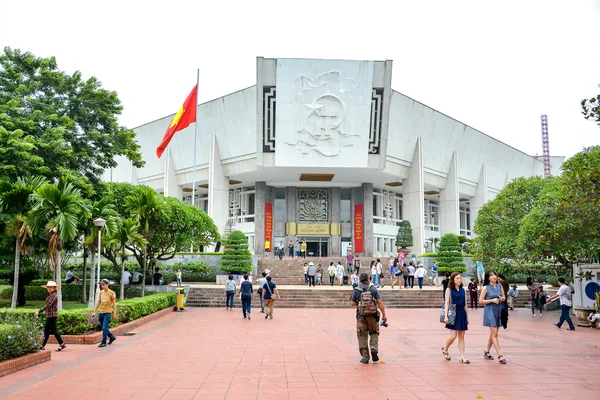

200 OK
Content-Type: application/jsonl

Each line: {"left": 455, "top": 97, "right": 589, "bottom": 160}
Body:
{"left": 541, "top": 115, "right": 551, "bottom": 178}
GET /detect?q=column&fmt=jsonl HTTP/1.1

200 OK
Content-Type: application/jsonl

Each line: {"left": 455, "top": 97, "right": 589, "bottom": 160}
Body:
{"left": 285, "top": 187, "right": 297, "bottom": 243}
{"left": 470, "top": 164, "right": 488, "bottom": 233}
{"left": 163, "top": 148, "right": 182, "bottom": 199}
{"left": 404, "top": 138, "right": 425, "bottom": 256}
{"left": 331, "top": 187, "right": 341, "bottom": 256}
{"left": 351, "top": 186, "right": 364, "bottom": 256}
{"left": 362, "top": 183, "right": 374, "bottom": 257}
{"left": 254, "top": 181, "right": 267, "bottom": 254}
{"left": 208, "top": 134, "right": 230, "bottom": 235}
{"left": 439, "top": 151, "right": 459, "bottom": 235}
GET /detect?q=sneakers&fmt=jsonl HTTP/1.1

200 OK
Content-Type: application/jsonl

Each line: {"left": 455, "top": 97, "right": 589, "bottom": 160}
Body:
{"left": 269, "top": 315, "right": 273, "bottom": 319}
{"left": 532, "top": 314, "right": 536, "bottom": 317}
{"left": 98, "top": 343, "right": 107, "bottom": 348}
{"left": 108, "top": 337, "right": 116, "bottom": 345}
{"left": 265, "top": 313, "right": 269, "bottom": 319}
{"left": 260, "top": 310, "right": 265, "bottom": 313}
{"left": 359, "top": 358, "right": 369, "bottom": 364}
{"left": 371, "top": 349, "right": 379, "bottom": 362}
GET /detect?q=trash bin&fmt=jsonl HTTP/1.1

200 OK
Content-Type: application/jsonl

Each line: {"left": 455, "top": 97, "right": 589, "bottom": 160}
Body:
{"left": 176, "top": 286, "right": 185, "bottom": 311}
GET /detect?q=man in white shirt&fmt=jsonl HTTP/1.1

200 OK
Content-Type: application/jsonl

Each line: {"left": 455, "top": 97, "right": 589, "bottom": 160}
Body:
{"left": 122, "top": 268, "right": 132, "bottom": 286}
{"left": 375, "top": 259, "right": 383, "bottom": 288}
{"left": 415, "top": 263, "right": 426, "bottom": 289}
{"left": 548, "top": 277, "right": 575, "bottom": 330}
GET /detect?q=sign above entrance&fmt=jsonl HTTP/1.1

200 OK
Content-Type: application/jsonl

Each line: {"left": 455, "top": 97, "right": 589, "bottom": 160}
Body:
{"left": 297, "top": 224, "right": 330, "bottom": 235}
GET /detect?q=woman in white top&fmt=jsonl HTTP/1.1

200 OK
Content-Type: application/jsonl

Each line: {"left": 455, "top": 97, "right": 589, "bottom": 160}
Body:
{"left": 415, "top": 263, "right": 426, "bottom": 289}
{"left": 370, "top": 260, "right": 377, "bottom": 286}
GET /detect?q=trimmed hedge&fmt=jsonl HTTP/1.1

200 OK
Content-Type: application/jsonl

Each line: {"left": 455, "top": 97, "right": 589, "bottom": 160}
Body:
{"left": 0, "top": 312, "right": 43, "bottom": 361}
{"left": 436, "top": 234, "right": 467, "bottom": 273}
{"left": 0, "top": 293, "right": 175, "bottom": 335}
{"left": 220, "top": 231, "right": 252, "bottom": 274}
{"left": 0, "top": 285, "right": 146, "bottom": 302}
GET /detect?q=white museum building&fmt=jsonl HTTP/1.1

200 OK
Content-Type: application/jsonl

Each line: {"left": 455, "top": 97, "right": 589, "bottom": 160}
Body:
{"left": 107, "top": 57, "right": 564, "bottom": 257}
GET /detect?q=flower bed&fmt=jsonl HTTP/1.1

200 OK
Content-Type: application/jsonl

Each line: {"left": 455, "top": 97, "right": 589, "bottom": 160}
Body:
{"left": 0, "top": 314, "right": 43, "bottom": 362}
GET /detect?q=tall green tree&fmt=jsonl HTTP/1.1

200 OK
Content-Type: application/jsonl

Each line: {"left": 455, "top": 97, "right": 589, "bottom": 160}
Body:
{"left": 28, "top": 178, "right": 90, "bottom": 309}
{"left": 0, "top": 47, "right": 144, "bottom": 183}
{"left": 473, "top": 176, "right": 546, "bottom": 267}
{"left": 105, "top": 218, "right": 146, "bottom": 300}
{"left": 0, "top": 176, "right": 46, "bottom": 308}
{"left": 125, "top": 186, "right": 169, "bottom": 296}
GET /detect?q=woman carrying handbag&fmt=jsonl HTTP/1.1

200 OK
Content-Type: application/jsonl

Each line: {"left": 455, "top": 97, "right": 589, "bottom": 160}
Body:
{"left": 441, "top": 272, "right": 469, "bottom": 363}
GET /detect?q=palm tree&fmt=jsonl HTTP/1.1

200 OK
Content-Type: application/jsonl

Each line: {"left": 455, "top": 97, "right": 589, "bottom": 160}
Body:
{"left": 106, "top": 218, "right": 147, "bottom": 300}
{"left": 28, "top": 178, "right": 90, "bottom": 310}
{"left": 125, "top": 186, "right": 168, "bottom": 296}
{"left": 0, "top": 176, "right": 47, "bottom": 308}
{"left": 84, "top": 198, "right": 119, "bottom": 308}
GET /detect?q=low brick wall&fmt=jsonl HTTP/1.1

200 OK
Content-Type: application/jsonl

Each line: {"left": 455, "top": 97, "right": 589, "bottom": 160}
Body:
{"left": 48, "top": 306, "right": 175, "bottom": 345}
{"left": 0, "top": 350, "right": 51, "bottom": 377}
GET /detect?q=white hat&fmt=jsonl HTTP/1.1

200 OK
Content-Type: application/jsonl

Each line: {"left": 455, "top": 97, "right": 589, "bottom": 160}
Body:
{"left": 308, "top": 262, "right": 314, "bottom": 266}
{"left": 41, "top": 281, "right": 61, "bottom": 289}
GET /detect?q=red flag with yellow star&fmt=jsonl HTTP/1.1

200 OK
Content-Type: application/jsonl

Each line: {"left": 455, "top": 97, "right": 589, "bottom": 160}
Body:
{"left": 156, "top": 85, "right": 198, "bottom": 158}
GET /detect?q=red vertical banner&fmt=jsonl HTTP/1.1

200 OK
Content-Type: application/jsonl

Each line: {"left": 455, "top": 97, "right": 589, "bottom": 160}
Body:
{"left": 354, "top": 204, "right": 364, "bottom": 253}
{"left": 265, "top": 203, "right": 273, "bottom": 247}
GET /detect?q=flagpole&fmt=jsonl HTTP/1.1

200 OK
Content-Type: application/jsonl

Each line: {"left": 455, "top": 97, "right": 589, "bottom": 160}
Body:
{"left": 190, "top": 69, "right": 199, "bottom": 252}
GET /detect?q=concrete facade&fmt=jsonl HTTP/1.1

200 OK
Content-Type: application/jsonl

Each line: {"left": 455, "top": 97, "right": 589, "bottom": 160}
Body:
{"left": 106, "top": 57, "right": 561, "bottom": 257}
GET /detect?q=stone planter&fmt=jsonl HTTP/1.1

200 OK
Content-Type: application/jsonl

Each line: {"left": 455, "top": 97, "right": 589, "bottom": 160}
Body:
{"left": 573, "top": 306, "right": 594, "bottom": 327}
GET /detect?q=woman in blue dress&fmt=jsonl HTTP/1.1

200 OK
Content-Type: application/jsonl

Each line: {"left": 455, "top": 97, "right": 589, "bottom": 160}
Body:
{"left": 479, "top": 270, "right": 507, "bottom": 364}
{"left": 442, "top": 272, "right": 470, "bottom": 364}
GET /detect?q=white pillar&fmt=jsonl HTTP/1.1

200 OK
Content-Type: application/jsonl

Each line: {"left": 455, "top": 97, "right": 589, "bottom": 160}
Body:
{"left": 208, "top": 134, "right": 229, "bottom": 235}
{"left": 404, "top": 138, "right": 425, "bottom": 256}
{"left": 440, "top": 151, "right": 460, "bottom": 235}
{"left": 163, "top": 149, "right": 181, "bottom": 198}
{"left": 470, "top": 164, "right": 488, "bottom": 232}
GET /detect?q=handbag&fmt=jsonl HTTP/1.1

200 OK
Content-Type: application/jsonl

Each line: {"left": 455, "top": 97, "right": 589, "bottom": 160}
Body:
{"left": 440, "top": 290, "right": 456, "bottom": 325}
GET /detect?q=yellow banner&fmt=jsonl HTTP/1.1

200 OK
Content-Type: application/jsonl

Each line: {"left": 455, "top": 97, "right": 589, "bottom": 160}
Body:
{"left": 297, "top": 224, "right": 330, "bottom": 235}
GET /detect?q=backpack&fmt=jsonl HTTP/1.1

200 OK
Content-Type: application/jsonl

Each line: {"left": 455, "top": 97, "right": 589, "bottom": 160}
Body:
{"left": 356, "top": 284, "right": 378, "bottom": 316}
{"left": 329, "top": 267, "right": 335, "bottom": 277}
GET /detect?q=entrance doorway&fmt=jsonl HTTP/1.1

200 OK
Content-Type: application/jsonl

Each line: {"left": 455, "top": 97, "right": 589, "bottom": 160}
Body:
{"left": 305, "top": 237, "right": 329, "bottom": 257}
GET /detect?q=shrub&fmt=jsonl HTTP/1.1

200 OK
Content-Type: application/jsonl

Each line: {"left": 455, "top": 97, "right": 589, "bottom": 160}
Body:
{"left": 436, "top": 234, "right": 466, "bottom": 273}
{"left": 418, "top": 253, "right": 438, "bottom": 258}
{"left": 117, "top": 293, "right": 176, "bottom": 323}
{"left": 0, "top": 285, "right": 144, "bottom": 302}
{"left": 0, "top": 323, "right": 42, "bottom": 361}
{"left": 220, "top": 231, "right": 253, "bottom": 274}
{"left": 395, "top": 221, "right": 413, "bottom": 249}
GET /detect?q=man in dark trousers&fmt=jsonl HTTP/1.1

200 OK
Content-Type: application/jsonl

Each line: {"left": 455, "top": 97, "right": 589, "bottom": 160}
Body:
{"left": 349, "top": 273, "right": 388, "bottom": 364}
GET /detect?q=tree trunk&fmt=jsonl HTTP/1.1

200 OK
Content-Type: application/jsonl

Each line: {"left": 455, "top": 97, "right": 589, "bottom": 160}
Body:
{"left": 120, "top": 246, "right": 125, "bottom": 301}
{"left": 81, "top": 252, "right": 87, "bottom": 304}
{"left": 11, "top": 237, "right": 20, "bottom": 309}
{"left": 56, "top": 250, "right": 63, "bottom": 310}
{"left": 88, "top": 250, "right": 96, "bottom": 308}
{"left": 141, "top": 251, "right": 147, "bottom": 297}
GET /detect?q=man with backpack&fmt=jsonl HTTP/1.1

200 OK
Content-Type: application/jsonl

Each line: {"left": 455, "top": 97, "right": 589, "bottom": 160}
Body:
{"left": 349, "top": 273, "right": 388, "bottom": 364}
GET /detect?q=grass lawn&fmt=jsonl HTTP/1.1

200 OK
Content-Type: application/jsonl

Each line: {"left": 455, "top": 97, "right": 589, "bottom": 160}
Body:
{"left": 0, "top": 299, "right": 90, "bottom": 310}
{"left": 0, "top": 285, "right": 10, "bottom": 293}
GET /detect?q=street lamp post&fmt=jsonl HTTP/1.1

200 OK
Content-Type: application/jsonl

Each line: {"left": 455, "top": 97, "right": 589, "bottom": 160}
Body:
{"left": 93, "top": 218, "right": 106, "bottom": 303}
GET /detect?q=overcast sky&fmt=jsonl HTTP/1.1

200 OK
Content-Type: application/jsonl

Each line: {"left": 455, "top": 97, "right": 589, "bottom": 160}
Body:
{"left": 1, "top": 0, "right": 598, "bottom": 159}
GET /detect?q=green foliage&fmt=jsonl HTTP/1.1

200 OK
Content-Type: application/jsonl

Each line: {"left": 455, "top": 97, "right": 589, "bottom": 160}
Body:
{"left": 0, "top": 47, "right": 144, "bottom": 184}
{"left": 116, "top": 293, "right": 175, "bottom": 323}
{"left": 473, "top": 176, "right": 546, "bottom": 267}
{"left": 175, "top": 252, "right": 223, "bottom": 255}
{"left": 418, "top": 253, "right": 439, "bottom": 258}
{"left": 220, "top": 231, "right": 252, "bottom": 274}
{"left": 0, "top": 284, "right": 144, "bottom": 302}
{"left": 395, "top": 220, "right": 413, "bottom": 249}
{"left": 0, "top": 322, "right": 42, "bottom": 361}
{"left": 436, "top": 234, "right": 466, "bottom": 273}
{"left": 581, "top": 85, "right": 600, "bottom": 128}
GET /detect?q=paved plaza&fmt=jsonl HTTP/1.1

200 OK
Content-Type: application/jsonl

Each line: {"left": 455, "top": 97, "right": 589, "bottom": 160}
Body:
{"left": 0, "top": 307, "right": 597, "bottom": 400}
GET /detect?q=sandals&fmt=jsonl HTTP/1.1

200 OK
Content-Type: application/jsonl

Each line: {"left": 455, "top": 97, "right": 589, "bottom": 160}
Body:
{"left": 498, "top": 355, "right": 506, "bottom": 364}
{"left": 441, "top": 347, "right": 451, "bottom": 361}
{"left": 484, "top": 351, "right": 494, "bottom": 360}
{"left": 459, "top": 357, "right": 470, "bottom": 364}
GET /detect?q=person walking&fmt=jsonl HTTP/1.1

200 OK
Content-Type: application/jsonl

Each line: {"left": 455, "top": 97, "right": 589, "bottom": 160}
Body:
{"left": 336, "top": 261, "right": 345, "bottom": 286}
{"left": 480, "top": 271, "right": 506, "bottom": 364}
{"left": 264, "top": 238, "right": 271, "bottom": 257}
{"left": 467, "top": 278, "right": 478, "bottom": 309}
{"left": 507, "top": 284, "right": 519, "bottom": 310}
{"left": 548, "top": 277, "right": 575, "bottom": 331}
{"left": 391, "top": 258, "right": 402, "bottom": 289}
{"left": 349, "top": 273, "right": 388, "bottom": 364}
{"left": 354, "top": 256, "right": 361, "bottom": 274}
{"left": 328, "top": 262, "right": 336, "bottom": 286}
{"left": 262, "top": 275, "right": 280, "bottom": 319}
{"left": 294, "top": 240, "right": 301, "bottom": 260}
{"left": 430, "top": 261, "right": 439, "bottom": 286}
{"left": 225, "top": 274, "right": 236, "bottom": 311}
{"left": 351, "top": 270, "right": 359, "bottom": 289}
{"left": 388, "top": 256, "right": 395, "bottom": 283}
{"left": 370, "top": 260, "right": 377, "bottom": 287}
{"left": 288, "top": 240, "right": 294, "bottom": 258}
{"left": 527, "top": 277, "right": 544, "bottom": 317}
{"left": 258, "top": 272, "right": 267, "bottom": 313}
{"left": 300, "top": 240, "right": 307, "bottom": 259}
{"left": 316, "top": 264, "right": 323, "bottom": 285}
{"left": 407, "top": 261, "right": 415, "bottom": 288}
{"left": 92, "top": 279, "right": 117, "bottom": 348}
{"left": 35, "top": 281, "right": 66, "bottom": 351}
{"left": 476, "top": 261, "right": 484, "bottom": 283}
{"left": 346, "top": 251, "right": 354, "bottom": 274}
{"left": 240, "top": 274, "right": 253, "bottom": 320}
{"left": 442, "top": 272, "right": 470, "bottom": 364}
{"left": 402, "top": 261, "right": 409, "bottom": 288}
{"left": 415, "top": 262, "right": 426, "bottom": 289}
{"left": 303, "top": 262, "right": 309, "bottom": 285}
{"left": 376, "top": 259, "right": 383, "bottom": 288}
{"left": 307, "top": 262, "right": 316, "bottom": 287}
{"left": 277, "top": 241, "right": 284, "bottom": 260}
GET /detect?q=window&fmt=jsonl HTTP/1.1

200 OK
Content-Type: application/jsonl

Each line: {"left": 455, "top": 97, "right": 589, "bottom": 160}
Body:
{"left": 274, "top": 188, "right": 286, "bottom": 222}
{"left": 373, "top": 189, "right": 403, "bottom": 226}
{"left": 424, "top": 199, "right": 440, "bottom": 232}
{"left": 229, "top": 186, "right": 255, "bottom": 223}
{"left": 460, "top": 205, "right": 472, "bottom": 236}
{"left": 340, "top": 188, "right": 351, "bottom": 223}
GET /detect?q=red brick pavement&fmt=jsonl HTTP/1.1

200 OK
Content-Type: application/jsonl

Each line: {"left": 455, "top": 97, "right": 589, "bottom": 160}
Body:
{"left": 0, "top": 307, "right": 597, "bottom": 399}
